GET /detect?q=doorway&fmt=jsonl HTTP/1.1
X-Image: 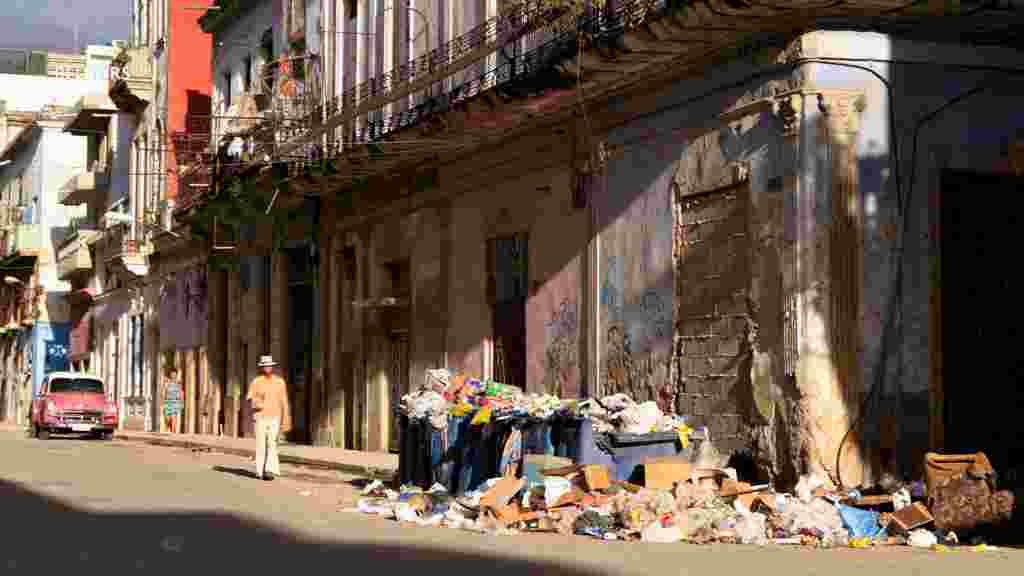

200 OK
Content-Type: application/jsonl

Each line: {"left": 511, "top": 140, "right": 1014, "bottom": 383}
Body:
{"left": 286, "top": 246, "right": 315, "bottom": 444}
{"left": 488, "top": 234, "right": 528, "bottom": 388}
{"left": 382, "top": 260, "right": 411, "bottom": 453}
{"left": 940, "top": 169, "right": 1024, "bottom": 526}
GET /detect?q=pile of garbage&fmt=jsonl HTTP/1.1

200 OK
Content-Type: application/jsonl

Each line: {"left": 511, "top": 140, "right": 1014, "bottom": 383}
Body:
{"left": 401, "top": 369, "right": 688, "bottom": 434}
{"left": 353, "top": 444, "right": 1014, "bottom": 550}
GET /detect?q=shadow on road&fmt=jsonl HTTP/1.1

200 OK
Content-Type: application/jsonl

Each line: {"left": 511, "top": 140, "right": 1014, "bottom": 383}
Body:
{"left": 0, "top": 478, "right": 609, "bottom": 574}
{"left": 212, "top": 465, "right": 263, "bottom": 480}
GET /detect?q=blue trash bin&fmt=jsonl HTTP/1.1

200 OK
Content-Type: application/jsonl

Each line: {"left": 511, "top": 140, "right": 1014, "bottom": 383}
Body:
{"left": 574, "top": 418, "right": 704, "bottom": 483}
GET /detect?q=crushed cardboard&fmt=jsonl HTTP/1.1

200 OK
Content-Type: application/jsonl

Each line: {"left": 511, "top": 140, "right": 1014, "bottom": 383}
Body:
{"left": 890, "top": 502, "right": 934, "bottom": 532}
{"left": 480, "top": 477, "right": 525, "bottom": 509}
{"left": 643, "top": 457, "right": 691, "bottom": 490}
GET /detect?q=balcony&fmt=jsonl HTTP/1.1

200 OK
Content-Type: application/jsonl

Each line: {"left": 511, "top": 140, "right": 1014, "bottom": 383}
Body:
{"left": 57, "top": 228, "right": 100, "bottom": 281}
{"left": 60, "top": 163, "right": 110, "bottom": 205}
{"left": 108, "top": 46, "right": 153, "bottom": 112}
{"left": 63, "top": 93, "right": 117, "bottom": 136}
{"left": 7, "top": 224, "right": 41, "bottom": 258}
{"left": 103, "top": 224, "right": 149, "bottom": 278}
{"left": 0, "top": 223, "right": 41, "bottom": 276}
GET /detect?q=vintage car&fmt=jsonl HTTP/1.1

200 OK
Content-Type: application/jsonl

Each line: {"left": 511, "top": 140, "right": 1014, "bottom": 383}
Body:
{"left": 30, "top": 372, "right": 118, "bottom": 440}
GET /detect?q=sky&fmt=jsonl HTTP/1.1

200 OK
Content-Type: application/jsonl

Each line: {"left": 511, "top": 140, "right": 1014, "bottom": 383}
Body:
{"left": 0, "top": 0, "right": 130, "bottom": 52}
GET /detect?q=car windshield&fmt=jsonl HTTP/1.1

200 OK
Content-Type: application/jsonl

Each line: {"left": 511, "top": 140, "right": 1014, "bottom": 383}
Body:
{"left": 48, "top": 378, "right": 104, "bottom": 394}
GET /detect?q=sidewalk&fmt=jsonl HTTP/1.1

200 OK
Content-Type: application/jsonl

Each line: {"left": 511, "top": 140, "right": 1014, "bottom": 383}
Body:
{"left": 1, "top": 423, "right": 397, "bottom": 481}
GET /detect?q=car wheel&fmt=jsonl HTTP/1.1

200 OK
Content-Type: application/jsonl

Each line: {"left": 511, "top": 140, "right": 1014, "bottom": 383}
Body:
{"left": 102, "top": 432, "right": 114, "bottom": 441}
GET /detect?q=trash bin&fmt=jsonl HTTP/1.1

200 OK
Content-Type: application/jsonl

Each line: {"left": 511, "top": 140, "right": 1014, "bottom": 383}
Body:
{"left": 574, "top": 418, "right": 705, "bottom": 483}
{"left": 397, "top": 414, "right": 439, "bottom": 489}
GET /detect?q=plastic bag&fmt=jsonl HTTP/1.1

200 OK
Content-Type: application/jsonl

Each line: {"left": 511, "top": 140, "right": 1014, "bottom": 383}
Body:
{"left": 780, "top": 497, "right": 846, "bottom": 542}
{"left": 837, "top": 504, "right": 885, "bottom": 540}
{"left": 892, "top": 488, "right": 911, "bottom": 511}
{"left": 544, "top": 477, "right": 572, "bottom": 508}
{"left": 618, "top": 401, "right": 662, "bottom": 434}
{"left": 908, "top": 529, "right": 938, "bottom": 548}
{"left": 471, "top": 404, "right": 493, "bottom": 426}
{"left": 735, "top": 512, "right": 769, "bottom": 546}
{"left": 795, "top": 474, "right": 825, "bottom": 503}
{"left": 642, "top": 522, "right": 684, "bottom": 543}
{"left": 694, "top": 437, "right": 723, "bottom": 469}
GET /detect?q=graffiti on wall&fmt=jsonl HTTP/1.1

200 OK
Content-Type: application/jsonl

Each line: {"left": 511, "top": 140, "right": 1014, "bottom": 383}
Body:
{"left": 542, "top": 298, "right": 579, "bottom": 397}
{"left": 596, "top": 158, "right": 674, "bottom": 406}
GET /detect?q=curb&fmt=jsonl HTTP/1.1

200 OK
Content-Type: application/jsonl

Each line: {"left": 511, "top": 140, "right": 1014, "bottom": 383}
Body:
{"left": 113, "top": 433, "right": 397, "bottom": 481}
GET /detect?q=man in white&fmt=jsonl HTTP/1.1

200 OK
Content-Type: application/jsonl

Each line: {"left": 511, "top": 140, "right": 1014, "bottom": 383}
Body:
{"left": 247, "top": 355, "right": 291, "bottom": 480}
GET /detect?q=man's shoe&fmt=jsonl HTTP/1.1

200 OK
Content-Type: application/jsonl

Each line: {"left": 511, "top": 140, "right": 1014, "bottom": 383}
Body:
{"left": 264, "top": 473, "right": 275, "bottom": 481}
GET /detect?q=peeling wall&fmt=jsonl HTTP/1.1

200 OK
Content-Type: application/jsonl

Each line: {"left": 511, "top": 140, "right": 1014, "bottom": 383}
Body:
{"left": 804, "top": 31, "right": 1024, "bottom": 482}
{"left": 598, "top": 53, "right": 794, "bottom": 477}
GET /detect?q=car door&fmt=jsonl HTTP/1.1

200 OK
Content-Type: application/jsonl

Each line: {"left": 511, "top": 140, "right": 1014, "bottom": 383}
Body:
{"left": 31, "top": 377, "right": 49, "bottom": 424}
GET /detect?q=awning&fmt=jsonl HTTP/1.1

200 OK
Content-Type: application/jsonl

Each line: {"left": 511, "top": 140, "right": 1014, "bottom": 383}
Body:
{"left": 0, "top": 123, "right": 39, "bottom": 164}
{"left": 63, "top": 93, "right": 117, "bottom": 136}
{"left": 0, "top": 253, "right": 37, "bottom": 275}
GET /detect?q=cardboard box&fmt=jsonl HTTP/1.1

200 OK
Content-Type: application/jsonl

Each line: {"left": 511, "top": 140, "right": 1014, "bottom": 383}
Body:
{"left": 643, "top": 457, "right": 692, "bottom": 490}
{"left": 580, "top": 464, "right": 611, "bottom": 492}
{"left": 479, "top": 477, "right": 525, "bottom": 509}
{"left": 719, "top": 479, "right": 753, "bottom": 497}
{"left": 891, "top": 502, "right": 934, "bottom": 532}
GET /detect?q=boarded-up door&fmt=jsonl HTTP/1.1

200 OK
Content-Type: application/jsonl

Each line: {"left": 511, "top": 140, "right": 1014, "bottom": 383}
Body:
{"left": 675, "top": 182, "right": 751, "bottom": 456}
{"left": 389, "top": 331, "right": 409, "bottom": 453}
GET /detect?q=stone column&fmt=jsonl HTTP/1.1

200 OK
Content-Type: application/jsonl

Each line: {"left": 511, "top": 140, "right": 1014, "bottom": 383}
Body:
{"left": 779, "top": 89, "right": 866, "bottom": 487}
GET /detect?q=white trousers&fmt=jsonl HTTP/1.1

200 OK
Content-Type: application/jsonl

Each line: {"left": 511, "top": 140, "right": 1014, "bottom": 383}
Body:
{"left": 254, "top": 415, "right": 281, "bottom": 478}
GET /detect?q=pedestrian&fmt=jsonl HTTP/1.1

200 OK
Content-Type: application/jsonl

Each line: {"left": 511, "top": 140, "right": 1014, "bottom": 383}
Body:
{"left": 162, "top": 368, "right": 183, "bottom": 433}
{"left": 247, "top": 355, "right": 291, "bottom": 481}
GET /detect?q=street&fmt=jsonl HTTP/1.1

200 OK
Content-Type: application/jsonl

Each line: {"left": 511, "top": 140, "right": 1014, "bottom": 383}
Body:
{"left": 0, "top": 429, "right": 1020, "bottom": 575}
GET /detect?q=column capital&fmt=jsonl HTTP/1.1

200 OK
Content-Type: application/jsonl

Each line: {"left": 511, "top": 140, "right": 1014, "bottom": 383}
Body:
{"left": 817, "top": 89, "right": 866, "bottom": 136}
{"left": 774, "top": 93, "right": 803, "bottom": 137}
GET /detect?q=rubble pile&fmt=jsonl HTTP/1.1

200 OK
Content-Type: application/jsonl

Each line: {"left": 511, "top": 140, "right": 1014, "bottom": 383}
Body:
{"left": 382, "top": 372, "right": 1016, "bottom": 550}
{"left": 354, "top": 446, "right": 1015, "bottom": 550}
{"left": 401, "top": 369, "right": 689, "bottom": 435}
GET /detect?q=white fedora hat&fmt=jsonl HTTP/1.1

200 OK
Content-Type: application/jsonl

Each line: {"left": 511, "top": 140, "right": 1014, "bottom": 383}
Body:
{"left": 257, "top": 355, "right": 278, "bottom": 368}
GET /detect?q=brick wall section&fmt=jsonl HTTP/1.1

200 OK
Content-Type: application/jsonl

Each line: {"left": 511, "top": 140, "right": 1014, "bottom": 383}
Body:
{"left": 674, "top": 182, "right": 752, "bottom": 456}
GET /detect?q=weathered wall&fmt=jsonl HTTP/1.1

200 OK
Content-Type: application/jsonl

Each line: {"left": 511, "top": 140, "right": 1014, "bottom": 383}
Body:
{"left": 594, "top": 136, "right": 674, "bottom": 408}
{"left": 447, "top": 162, "right": 583, "bottom": 394}
{"left": 596, "top": 53, "right": 796, "bottom": 477}
{"left": 804, "top": 31, "right": 1024, "bottom": 482}
{"left": 524, "top": 169, "right": 586, "bottom": 398}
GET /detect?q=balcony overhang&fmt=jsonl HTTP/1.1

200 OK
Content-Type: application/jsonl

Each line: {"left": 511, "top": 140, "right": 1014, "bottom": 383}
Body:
{"left": 3, "top": 224, "right": 41, "bottom": 264}
{"left": 60, "top": 168, "right": 110, "bottom": 205}
{"left": 0, "top": 122, "right": 39, "bottom": 165}
{"left": 57, "top": 230, "right": 100, "bottom": 281}
{"left": 63, "top": 94, "right": 117, "bottom": 136}
{"left": 226, "top": 0, "right": 1024, "bottom": 204}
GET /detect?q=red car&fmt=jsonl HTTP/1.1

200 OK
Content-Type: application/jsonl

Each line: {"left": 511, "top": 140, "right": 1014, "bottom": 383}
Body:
{"left": 30, "top": 372, "right": 118, "bottom": 440}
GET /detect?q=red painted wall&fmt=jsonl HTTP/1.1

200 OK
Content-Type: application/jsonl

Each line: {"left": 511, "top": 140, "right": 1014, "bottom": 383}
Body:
{"left": 167, "top": 0, "right": 214, "bottom": 201}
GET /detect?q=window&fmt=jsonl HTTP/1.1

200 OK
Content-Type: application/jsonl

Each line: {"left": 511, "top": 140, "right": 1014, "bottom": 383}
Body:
{"left": 222, "top": 72, "right": 232, "bottom": 109}
{"left": 243, "top": 55, "right": 252, "bottom": 92}
{"left": 48, "top": 377, "right": 104, "bottom": 394}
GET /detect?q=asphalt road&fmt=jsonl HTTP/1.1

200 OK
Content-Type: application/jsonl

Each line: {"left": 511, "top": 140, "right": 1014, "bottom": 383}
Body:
{"left": 1, "top": 429, "right": 1021, "bottom": 575}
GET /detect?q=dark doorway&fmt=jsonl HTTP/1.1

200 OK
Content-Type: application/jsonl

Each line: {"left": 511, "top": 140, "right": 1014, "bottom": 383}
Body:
{"left": 488, "top": 235, "right": 528, "bottom": 389}
{"left": 286, "top": 246, "right": 316, "bottom": 444}
{"left": 382, "top": 260, "right": 410, "bottom": 453}
{"left": 941, "top": 169, "right": 1024, "bottom": 531}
